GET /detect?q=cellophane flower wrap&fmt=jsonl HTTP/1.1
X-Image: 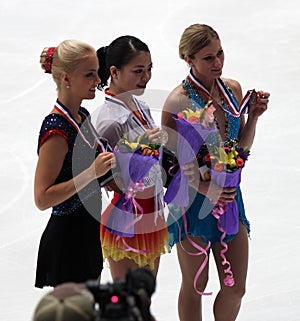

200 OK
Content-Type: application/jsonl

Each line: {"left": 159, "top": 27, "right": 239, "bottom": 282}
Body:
{"left": 201, "top": 139, "right": 250, "bottom": 286}
{"left": 203, "top": 140, "right": 250, "bottom": 234}
{"left": 164, "top": 102, "right": 217, "bottom": 207}
{"left": 106, "top": 135, "right": 160, "bottom": 237}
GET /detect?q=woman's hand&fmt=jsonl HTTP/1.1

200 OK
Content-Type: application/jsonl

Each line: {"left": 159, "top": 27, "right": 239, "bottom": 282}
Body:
{"left": 93, "top": 152, "right": 115, "bottom": 178}
{"left": 238, "top": 90, "right": 270, "bottom": 148}
{"left": 182, "top": 162, "right": 198, "bottom": 186}
{"left": 183, "top": 163, "right": 236, "bottom": 203}
{"left": 205, "top": 180, "right": 236, "bottom": 204}
{"left": 144, "top": 128, "right": 168, "bottom": 144}
{"left": 249, "top": 90, "right": 270, "bottom": 119}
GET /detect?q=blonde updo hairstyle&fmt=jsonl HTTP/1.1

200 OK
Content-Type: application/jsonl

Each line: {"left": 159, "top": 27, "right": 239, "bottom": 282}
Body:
{"left": 179, "top": 24, "right": 219, "bottom": 60}
{"left": 40, "top": 39, "right": 96, "bottom": 90}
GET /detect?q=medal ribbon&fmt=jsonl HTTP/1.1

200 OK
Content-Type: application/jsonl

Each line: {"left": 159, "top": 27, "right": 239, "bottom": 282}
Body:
{"left": 54, "top": 100, "right": 107, "bottom": 152}
{"left": 188, "top": 70, "right": 252, "bottom": 117}
{"left": 104, "top": 90, "right": 152, "bottom": 129}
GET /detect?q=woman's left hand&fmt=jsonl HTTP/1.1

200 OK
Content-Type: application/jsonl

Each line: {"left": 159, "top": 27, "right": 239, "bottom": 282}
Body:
{"left": 145, "top": 128, "right": 168, "bottom": 144}
{"left": 249, "top": 90, "right": 270, "bottom": 118}
{"left": 182, "top": 162, "right": 200, "bottom": 190}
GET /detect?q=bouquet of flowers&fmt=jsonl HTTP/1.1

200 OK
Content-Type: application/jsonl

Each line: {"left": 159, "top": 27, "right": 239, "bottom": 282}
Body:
{"left": 105, "top": 134, "right": 161, "bottom": 237}
{"left": 164, "top": 101, "right": 217, "bottom": 207}
{"left": 201, "top": 139, "right": 250, "bottom": 286}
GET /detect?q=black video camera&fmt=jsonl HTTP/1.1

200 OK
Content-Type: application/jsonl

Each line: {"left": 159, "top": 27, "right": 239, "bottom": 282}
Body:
{"left": 85, "top": 268, "right": 156, "bottom": 321}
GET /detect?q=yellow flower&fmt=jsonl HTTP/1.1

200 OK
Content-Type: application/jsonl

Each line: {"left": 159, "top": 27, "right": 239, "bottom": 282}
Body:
{"left": 227, "top": 152, "right": 234, "bottom": 162}
{"left": 218, "top": 147, "right": 228, "bottom": 163}
{"left": 228, "top": 158, "right": 237, "bottom": 168}
{"left": 127, "top": 142, "right": 139, "bottom": 150}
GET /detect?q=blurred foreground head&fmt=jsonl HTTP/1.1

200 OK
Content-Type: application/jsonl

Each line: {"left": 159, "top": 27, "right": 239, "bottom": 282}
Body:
{"left": 33, "top": 282, "right": 95, "bottom": 321}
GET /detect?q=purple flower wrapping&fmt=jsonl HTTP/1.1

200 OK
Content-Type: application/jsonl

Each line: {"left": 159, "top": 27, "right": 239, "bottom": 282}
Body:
{"left": 164, "top": 117, "right": 217, "bottom": 207}
{"left": 210, "top": 168, "right": 242, "bottom": 234}
{"left": 106, "top": 149, "right": 159, "bottom": 237}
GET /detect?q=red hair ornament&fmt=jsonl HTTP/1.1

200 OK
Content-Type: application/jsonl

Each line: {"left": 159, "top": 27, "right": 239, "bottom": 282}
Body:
{"left": 44, "top": 47, "right": 56, "bottom": 74}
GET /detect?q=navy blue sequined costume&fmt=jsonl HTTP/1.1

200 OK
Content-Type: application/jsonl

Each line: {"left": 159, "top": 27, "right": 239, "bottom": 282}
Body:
{"left": 167, "top": 77, "right": 250, "bottom": 248}
{"left": 35, "top": 101, "right": 112, "bottom": 288}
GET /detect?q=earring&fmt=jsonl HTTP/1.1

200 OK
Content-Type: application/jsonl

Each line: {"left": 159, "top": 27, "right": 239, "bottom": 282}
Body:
{"left": 66, "top": 85, "right": 70, "bottom": 89}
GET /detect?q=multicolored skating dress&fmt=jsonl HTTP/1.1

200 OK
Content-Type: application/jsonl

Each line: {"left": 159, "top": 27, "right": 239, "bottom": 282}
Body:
{"left": 167, "top": 73, "right": 250, "bottom": 248}
{"left": 95, "top": 91, "right": 170, "bottom": 270}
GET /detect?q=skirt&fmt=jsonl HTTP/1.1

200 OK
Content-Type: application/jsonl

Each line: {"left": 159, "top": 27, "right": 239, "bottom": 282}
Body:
{"left": 100, "top": 193, "right": 170, "bottom": 270}
{"left": 35, "top": 204, "right": 103, "bottom": 288}
{"left": 167, "top": 187, "right": 250, "bottom": 248}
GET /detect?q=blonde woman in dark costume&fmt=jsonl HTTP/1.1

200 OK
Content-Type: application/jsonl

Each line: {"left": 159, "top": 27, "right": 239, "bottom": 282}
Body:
{"left": 34, "top": 40, "right": 115, "bottom": 288}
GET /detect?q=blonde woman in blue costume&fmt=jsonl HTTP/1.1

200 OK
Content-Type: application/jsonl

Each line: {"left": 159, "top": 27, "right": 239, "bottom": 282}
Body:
{"left": 34, "top": 40, "right": 115, "bottom": 288}
{"left": 162, "top": 24, "right": 270, "bottom": 321}
{"left": 95, "top": 36, "right": 170, "bottom": 281}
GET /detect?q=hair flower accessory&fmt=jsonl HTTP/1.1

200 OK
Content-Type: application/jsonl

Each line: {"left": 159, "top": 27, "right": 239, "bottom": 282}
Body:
{"left": 44, "top": 47, "right": 56, "bottom": 74}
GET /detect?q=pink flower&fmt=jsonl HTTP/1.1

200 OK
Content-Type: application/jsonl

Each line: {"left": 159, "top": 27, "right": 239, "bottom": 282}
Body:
{"left": 214, "top": 162, "right": 224, "bottom": 172}
{"left": 203, "top": 102, "right": 216, "bottom": 125}
{"left": 177, "top": 112, "right": 184, "bottom": 119}
{"left": 187, "top": 115, "right": 200, "bottom": 123}
{"left": 235, "top": 157, "right": 244, "bottom": 168}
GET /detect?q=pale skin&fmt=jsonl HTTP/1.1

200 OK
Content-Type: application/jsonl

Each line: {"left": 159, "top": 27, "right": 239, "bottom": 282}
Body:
{"left": 104, "top": 51, "right": 164, "bottom": 280}
{"left": 162, "top": 37, "right": 269, "bottom": 321}
{"left": 34, "top": 54, "right": 115, "bottom": 211}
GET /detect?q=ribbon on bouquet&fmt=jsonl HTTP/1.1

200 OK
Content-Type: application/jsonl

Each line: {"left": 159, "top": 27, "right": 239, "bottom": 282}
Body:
{"left": 168, "top": 207, "right": 212, "bottom": 296}
{"left": 122, "top": 181, "right": 145, "bottom": 214}
{"left": 114, "top": 181, "right": 150, "bottom": 254}
{"left": 105, "top": 180, "right": 149, "bottom": 254}
{"left": 105, "top": 147, "right": 159, "bottom": 254}
{"left": 209, "top": 168, "right": 243, "bottom": 287}
{"left": 211, "top": 202, "right": 235, "bottom": 287}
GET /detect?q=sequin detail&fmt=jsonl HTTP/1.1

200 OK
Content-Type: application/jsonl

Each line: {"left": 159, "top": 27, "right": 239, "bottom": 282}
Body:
{"left": 40, "top": 128, "right": 68, "bottom": 147}
{"left": 166, "top": 78, "right": 250, "bottom": 247}
{"left": 38, "top": 106, "right": 107, "bottom": 216}
{"left": 182, "top": 77, "right": 241, "bottom": 141}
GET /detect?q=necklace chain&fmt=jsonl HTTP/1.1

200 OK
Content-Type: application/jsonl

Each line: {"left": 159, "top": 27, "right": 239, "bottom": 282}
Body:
{"left": 209, "top": 80, "right": 215, "bottom": 97}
